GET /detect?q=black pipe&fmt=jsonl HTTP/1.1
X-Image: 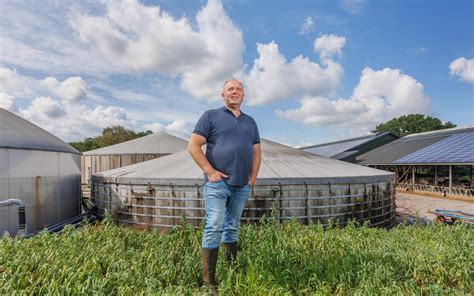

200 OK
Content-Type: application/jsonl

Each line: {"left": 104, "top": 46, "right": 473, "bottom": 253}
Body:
{"left": 45, "top": 211, "right": 97, "bottom": 233}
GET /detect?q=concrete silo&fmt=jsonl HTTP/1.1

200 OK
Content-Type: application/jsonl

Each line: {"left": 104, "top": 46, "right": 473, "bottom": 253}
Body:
{"left": 0, "top": 108, "right": 81, "bottom": 235}
{"left": 91, "top": 139, "right": 396, "bottom": 230}
{"left": 81, "top": 132, "right": 188, "bottom": 185}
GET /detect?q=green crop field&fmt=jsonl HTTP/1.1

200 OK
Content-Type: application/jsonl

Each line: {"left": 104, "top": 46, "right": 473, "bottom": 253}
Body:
{"left": 1, "top": 218, "right": 472, "bottom": 295}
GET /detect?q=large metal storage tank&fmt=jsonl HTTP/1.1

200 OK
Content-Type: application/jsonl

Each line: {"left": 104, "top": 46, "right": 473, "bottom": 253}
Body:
{"left": 81, "top": 132, "right": 188, "bottom": 185}
{"left": 0, "top": 108, "right": 81, "bottom": 235}
{"left": 91, "top": 139, "right": 396, "bottom": 230}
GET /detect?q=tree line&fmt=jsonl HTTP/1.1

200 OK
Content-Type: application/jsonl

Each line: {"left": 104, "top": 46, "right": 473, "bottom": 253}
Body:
{"left": 371, "top": 114, "right": 456, "bottom": 137}
{"left": 69, "top": 126, "right": 152, "bottom": 152}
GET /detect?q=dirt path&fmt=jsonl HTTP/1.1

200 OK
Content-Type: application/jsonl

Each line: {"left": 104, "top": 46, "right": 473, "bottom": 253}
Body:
{"left": 396, "top": 191, "right": 474, "bottom": 222}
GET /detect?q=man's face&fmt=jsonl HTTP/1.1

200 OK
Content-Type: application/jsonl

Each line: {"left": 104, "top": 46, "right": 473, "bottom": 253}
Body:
{"left": 222, "top": 80, "right": 244, "bottom": 108}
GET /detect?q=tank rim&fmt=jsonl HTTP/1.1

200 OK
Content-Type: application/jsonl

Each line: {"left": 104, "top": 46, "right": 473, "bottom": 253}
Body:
{"left": 91, "top": 174, "right": 396, "bottom": 186}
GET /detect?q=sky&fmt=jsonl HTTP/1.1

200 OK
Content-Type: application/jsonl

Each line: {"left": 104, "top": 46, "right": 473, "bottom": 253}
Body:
{"left": 0, "top": 0, "right": 473, "bottom": 147}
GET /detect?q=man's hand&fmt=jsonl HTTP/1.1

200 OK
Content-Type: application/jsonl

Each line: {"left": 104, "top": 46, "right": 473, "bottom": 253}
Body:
{"left": 247, "top": 143, "right": 261, "bottom": 188}
{"left": 208, "top": 170, "right": 228, "bottom": 182}
{"left": 248, "top": 177, "right": 256, "bottom": 187}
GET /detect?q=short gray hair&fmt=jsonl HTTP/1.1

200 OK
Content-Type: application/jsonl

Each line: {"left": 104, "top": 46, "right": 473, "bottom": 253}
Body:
{"left": 223, "top": 78, "right": 244, "bottom": 91}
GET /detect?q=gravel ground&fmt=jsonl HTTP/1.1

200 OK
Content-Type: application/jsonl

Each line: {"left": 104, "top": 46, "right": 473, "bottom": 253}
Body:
{"left": 395, "top": 191, "right": 474, "bottom": 223}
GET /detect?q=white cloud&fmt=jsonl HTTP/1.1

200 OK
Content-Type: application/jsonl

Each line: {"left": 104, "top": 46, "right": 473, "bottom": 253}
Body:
{"left": 2, "top": 0, "right": 346, "bottom": 108}
{"left": 0, "top": 67, "right": 27, "bottom": 97}
{"left": 0, "top": 1, "right": 116, "bottom": 76}
{"left": 180, "top": 0, "right": 244, "bottom": 101}
{"left": 42, "top": 76, "right": 88, "bottom": 101}
{"left": 277, "top": 96, "right": 367, "bottom": 126}
{"left": 244, "top": 40, "right": 344, "bottom": 106}
{"left": 71, "top": 0, "right": 244, "bottom": 102}
{"left": 22, "top": 96, "right": 65, "bottom": 120}
{"left": 83, "top": 105, "right": 128, "bottom": 127}
{"left": 144, "top": 119, "right": 191, "bottom": 140}
{"left": 0, "top": 65, "right": 198, "bottom": 141}
{"left": 18, "top": 95, "right": 133, "bottom": 141}
{"left": 277, "top": 67, "right": 431, "bottom": 129}
{"left": 314, "top": 34, "right": 346, "bottom": 62}
{"left": 449, "top": 57, "right": 474, "bottom": 84}
{"left": 56, "top": 104, "right": 132, "bottom": 140}
{"left": 72, "top": 0, "right": 209, "bottom": 75}
{"left": 298, "top": 17, "right": 314, "bottom": 35}
{"left": 340, "top": 0, "right": 365, "bottom": 14}
{"left": 0, "top": 92, "right": 18, "bottom": 112}
{"left": 0, "top": 68, "right": 20, "bottom": 91}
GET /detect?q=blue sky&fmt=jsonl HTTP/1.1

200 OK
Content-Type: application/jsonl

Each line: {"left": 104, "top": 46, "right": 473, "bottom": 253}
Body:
{"left": 0, "top": 0, "right": 472, "bottom": 147}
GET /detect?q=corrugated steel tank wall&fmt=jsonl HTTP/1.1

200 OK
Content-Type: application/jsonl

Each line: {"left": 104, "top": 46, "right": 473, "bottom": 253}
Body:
{"left": 0, "top": 149, "right": 81, "bottom": 235}
{"left": 91, "top": 176, "right": 396, "bottom": 230}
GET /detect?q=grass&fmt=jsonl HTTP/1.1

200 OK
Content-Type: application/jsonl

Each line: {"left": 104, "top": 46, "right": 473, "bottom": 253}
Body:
{"left": 0, "top": 217, "right": 472, "bottom": 295}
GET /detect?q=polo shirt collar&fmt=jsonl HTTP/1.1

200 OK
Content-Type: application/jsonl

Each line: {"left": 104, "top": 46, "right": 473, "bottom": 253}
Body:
{"left": 222, "top": 105, "right": 246, "bottom": 116}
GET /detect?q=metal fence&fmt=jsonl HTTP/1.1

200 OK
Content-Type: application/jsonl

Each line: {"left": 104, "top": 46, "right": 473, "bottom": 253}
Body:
{"left": 397, "top": 182, "right": 474, "bottom": 198}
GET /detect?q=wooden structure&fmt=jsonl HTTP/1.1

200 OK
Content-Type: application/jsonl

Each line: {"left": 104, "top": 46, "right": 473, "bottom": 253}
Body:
{"left": 81, "top": 132, "right": 187, "bottom": 185}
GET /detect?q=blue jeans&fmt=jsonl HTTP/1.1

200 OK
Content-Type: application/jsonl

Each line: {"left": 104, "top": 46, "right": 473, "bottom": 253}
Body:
{"left": 201, "top": 180, "right": 251, "bottom": 249}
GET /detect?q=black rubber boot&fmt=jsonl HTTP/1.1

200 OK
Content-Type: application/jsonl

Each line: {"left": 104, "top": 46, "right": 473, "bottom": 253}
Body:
{"left": 201, "top": 247, "right": 219, "bottom": 295}
{"left": 222, "top": 241, "right": 238, "bottom": 263}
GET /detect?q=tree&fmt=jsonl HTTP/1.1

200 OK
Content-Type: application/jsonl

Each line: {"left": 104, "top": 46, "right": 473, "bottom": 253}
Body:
{"left": 69, "top": 126, "right": 153, "bottom": 152}
{"left": 69, "top": 137, "right": 100, "bottom": 152}
{"left": 371, "top": 114, "right": 456, "bottom": 137}
{"left": 137, "top": 130, "right": 153, "bottom": 137}
{"left": 96, "top": 126, "right": 138, "bottom": 147}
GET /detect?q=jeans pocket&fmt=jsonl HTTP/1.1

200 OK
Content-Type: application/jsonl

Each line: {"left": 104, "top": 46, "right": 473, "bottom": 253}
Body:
{"left": 210, "top": 179, "right": 223, "bottom": 183}
{"left": 206, "top": 180, "right": 224, "bottom": 187}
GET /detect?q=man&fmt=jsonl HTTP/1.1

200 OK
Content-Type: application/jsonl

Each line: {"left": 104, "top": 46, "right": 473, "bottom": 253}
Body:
{"left": 188, "top": 79, "right": 261, "bottom": 292}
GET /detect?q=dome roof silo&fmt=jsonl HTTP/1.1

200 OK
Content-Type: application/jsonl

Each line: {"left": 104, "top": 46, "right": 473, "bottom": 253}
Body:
{"left": 92, "top": 139, "right": 396, "bottom": 230}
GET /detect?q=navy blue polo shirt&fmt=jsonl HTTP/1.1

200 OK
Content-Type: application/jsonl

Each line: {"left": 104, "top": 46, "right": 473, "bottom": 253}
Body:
{"left": 193, "top": 106, "right": 260, "bottom": 186}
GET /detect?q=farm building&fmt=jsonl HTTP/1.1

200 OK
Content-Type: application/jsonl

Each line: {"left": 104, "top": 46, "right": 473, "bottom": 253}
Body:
{"left": 301, "top": 132, "right": 399, "bottom": 163}
{"left": 81, "top": 132, "right": 188, "bottom": 185}
{"left": 91, "top": 139, "right": 397, "bottom": 231}
{"left": 357, "top": 126, "right": 474, "bottom": 198}
{"left": 0, "top": 108, "right": 81, "bottom": 235}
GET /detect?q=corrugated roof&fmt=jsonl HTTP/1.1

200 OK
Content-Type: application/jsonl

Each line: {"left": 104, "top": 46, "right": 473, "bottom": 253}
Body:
{"left": 302, "top": 137, "right": 370, "bottom": 157}
{"left": 300, "top": 132, "right": 396, "bottom": 158}
{"left": 357, "top": 126, "right": 474, "bottom": 165}
{"left": 94, "top": 138, "right": 394, "bottom": 185}
{"left": 0, "top": 108, "right": 79, "bottom": 154}
{"left": 83, "top": 131, "right": 188, "bottom": 155}
{"left": 332, "top": 150, "right": 360, "bottom": 160}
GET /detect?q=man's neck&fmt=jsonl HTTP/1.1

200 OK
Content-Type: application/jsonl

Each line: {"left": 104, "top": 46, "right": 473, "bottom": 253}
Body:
{"left": 225, "top": 104, "right": 241, "bottom": 117}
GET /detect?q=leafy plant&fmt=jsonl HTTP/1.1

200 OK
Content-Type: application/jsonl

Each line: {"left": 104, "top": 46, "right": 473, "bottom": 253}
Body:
{"left": 0, "top": 219, "right": 472, "bottom": 295}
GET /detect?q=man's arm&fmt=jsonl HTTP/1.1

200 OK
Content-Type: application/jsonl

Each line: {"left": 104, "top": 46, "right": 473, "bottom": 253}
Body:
{"left": 187, "top": 133, "right": 228, "bottom": 182}
{"left": 248, "top": 143, "right": 261, "bottom": 187}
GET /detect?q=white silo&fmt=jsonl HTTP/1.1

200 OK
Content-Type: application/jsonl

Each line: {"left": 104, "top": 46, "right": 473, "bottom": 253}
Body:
{"left": 0, "top": 108, "right": 81, "bottom": 235}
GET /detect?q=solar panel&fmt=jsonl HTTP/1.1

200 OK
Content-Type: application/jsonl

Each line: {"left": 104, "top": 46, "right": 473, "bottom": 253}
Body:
{"left": 394, "top": 132, "right": 474, "bottom": 164}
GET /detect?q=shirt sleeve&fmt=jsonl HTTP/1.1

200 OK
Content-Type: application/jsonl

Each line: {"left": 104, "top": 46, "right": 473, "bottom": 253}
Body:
{"left": 252, "top": 119, "right": 261, "bottom": 145}
{"left": 193, "top": 110, "right": 211, "bottom": 139}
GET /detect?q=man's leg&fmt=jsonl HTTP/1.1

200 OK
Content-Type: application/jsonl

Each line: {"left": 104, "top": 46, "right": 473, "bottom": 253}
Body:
{"left": 201, "top": 181, "right": 229, "bottom": 291}
{"left": 222, "top": 185, "right": 251, "bottom": 262}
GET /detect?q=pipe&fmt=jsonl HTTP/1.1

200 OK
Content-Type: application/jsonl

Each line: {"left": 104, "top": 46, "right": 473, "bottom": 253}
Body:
{"left": 0, "top": 199, "right": 27, "bottom": 235}
{"left": 44, "top": 211, "right": 97, "bottom": 233}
